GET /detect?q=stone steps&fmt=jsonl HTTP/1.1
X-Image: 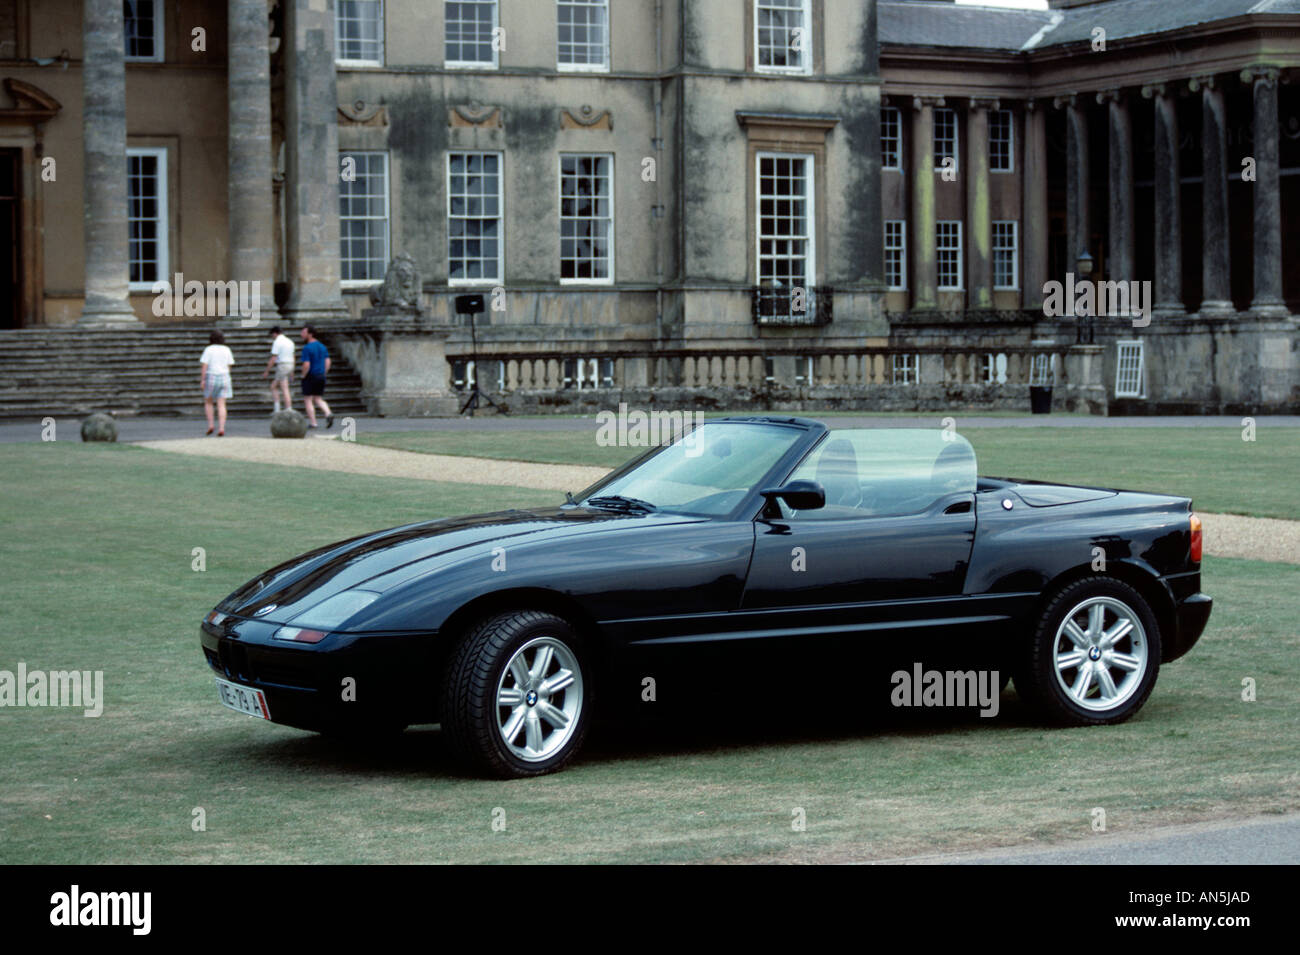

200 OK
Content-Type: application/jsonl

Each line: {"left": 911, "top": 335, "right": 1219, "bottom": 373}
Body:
{"left": 0, "top": 326, "right": 367, "bottom": 420}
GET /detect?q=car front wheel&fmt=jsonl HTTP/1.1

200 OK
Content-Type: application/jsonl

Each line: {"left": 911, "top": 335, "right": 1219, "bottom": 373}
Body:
{"left": 440, "top": 610, "right": 591, "bottom": 778}
{"left": 1015, "top": 578, "right": 1161, "bottom": 726}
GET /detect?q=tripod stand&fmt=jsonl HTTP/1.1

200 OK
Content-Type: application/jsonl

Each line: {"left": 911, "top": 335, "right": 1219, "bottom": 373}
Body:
{"left": 455, "top": 294, "right": 505, "bottom": 416}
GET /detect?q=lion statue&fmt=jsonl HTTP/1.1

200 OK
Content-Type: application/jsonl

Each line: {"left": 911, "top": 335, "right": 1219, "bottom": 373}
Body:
{"left": 369, "top": 252, "right": 421, "bottom": 309}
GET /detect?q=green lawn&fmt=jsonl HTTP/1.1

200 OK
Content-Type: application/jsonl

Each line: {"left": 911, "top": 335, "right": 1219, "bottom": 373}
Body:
{"left": 0, "top": 442, "right": 1296, "bottom": 863}
{"left": 359, "top": 424, "right": 1300, "bottom": 519}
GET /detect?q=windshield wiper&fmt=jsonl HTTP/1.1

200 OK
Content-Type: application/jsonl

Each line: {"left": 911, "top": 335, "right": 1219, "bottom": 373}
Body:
{"left": 584, "top": 495, "right": 658, "bottom": 513}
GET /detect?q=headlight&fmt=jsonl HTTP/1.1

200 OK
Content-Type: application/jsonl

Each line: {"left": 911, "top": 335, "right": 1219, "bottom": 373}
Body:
{"left": 272, "top": 589, "right": 381, "bottom": 642}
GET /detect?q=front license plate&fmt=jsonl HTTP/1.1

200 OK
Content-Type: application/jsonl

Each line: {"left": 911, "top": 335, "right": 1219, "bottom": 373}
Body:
{"left": 215, "top": 677, "right": 271, "bottom": 720}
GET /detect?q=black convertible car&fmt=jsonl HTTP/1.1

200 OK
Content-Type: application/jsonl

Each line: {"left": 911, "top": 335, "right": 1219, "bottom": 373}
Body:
{"left": 201, "top": 417, "right": 1211, "bottom": 777}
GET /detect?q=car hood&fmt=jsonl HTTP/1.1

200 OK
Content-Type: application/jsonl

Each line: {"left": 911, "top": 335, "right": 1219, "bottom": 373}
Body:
{"left": 218, "top": 506, "right": 693, "bottom": 624}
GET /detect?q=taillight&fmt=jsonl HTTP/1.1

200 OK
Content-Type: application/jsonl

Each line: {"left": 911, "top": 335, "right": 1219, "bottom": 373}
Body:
{"left": 1189, "top": 513, "right": 1202, "bottom": 563}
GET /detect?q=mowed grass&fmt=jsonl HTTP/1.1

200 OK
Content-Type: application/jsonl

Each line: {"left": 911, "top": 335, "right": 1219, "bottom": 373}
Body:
{"left": 0, "top": 442, "right": 1297, "bottom": 864}
{"left": 359, "top": 424, "right": 1300, "bottom": 519}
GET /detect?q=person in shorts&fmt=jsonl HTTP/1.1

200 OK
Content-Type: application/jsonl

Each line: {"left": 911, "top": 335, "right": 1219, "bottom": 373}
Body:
{"left": 299, "top": 325, "right": 333, "bottom": 429}
{"left": 262, "top": 325, "right": 295, "bottom": 413}
{"left": 199, "top": 330, "right": 235, "bottom": 436}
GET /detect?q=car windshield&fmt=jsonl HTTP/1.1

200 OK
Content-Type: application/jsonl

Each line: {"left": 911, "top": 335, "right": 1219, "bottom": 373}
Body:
{"left": 582, "top": 421, "right": 805, "bottom": 516}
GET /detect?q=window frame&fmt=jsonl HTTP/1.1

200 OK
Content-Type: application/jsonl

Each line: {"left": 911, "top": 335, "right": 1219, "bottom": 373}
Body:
{"left": 755, "top": 150, "right": 817, "bottom": 296}
{"left": 884, "top": 219, "right": 907, "bottom": 291}
{"left": 1115, "top": 340, "right": 1146, "bottom": 398}
{"left": 446, "top": 150, "right": 504, "bottom": 286}
{"left": 558, "top": 152, "right": 615, "bottom": 285}
{"left": 126, "top": 146, "right": 169, "bottom": 292}
{"left": 556, "top": 0, "right": 611, "bottom": 73}
{"left": 933, "top": 107, "right": 958, "bottom": 174}
{"left": 754, "top": 0, "right": 813, "bottom": 76}
{"left": 124, "top": 0, "right": 164, "bottom": 63}
{"left": 992, "top": 220, "right": 1019, "bottom": 291}
{"left": 936, "top": 219, "right": 963, "bottom": 291}
{"left": 335, "top": 0, "right": 385, "bottom": 67}
{"left": 989, "top": 108, "right": 1015, "bottom": 173}
{"left": 339, "top": 150, "right": 391, "bottom": 288}
{"left": 881, "top": 106, "right": 902, "bottom": 171}
{"left": 445, "top": 0, "right": 500, "bottom": 69}
{"left": 891, "top": 353, "right": 919, "bottom": 386}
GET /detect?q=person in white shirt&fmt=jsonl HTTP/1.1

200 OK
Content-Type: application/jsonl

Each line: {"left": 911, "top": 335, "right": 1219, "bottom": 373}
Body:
{"left": 199, "top": 330, "right": 235, "bottom": 436}
{"left": 262, "top": 326, "right": 295, "bottom": 413}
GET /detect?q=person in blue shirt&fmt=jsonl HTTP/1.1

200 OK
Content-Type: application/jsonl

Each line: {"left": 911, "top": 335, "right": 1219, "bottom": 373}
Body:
{"left": 298, "top": 325, "right": 334, "bottom": 429}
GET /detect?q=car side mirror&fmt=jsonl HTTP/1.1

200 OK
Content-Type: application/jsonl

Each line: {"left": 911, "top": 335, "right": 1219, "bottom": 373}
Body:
{"left": 759, "top": 479, "right": 826, "bottom": 512}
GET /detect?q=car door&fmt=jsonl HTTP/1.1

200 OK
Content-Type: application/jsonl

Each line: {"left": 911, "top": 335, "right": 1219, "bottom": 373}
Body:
{"left": 736, "top": 429, "right": 982, "bottom": 643}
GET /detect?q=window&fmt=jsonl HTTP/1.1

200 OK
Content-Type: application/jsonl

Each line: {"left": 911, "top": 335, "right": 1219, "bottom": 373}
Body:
{"left": 446, "top": 1, "right": 498, "bottom": 67}
{"left": 124, "top": 0, "right": 162, "bottom": 61}
{"left": 560, "top": 154, "right": 613, "bottom": 282}
{"left": 336, "top": 0, "right": 383, "bottom": 65}
{"left": 557, "top": 0, "right": 609, "bottom": 71}
{"left": 884, "top": 220, "right": 907, "bottom": 291}
{"left": 755, "top": 0, "right": 811, "bottom": 74}
{"left": 892, "top": 353, "right": 919, "bottom": 385}
{"left": 881, "top": 107, "right": 901, "bottom": 170}
{"left": 794, "top": 356, "right": 814, "bottom": 387}
{"left": 783, "top": 429, "right": 977, "bottom": 520}
{"left": 452, "top": 360, "right": 476, "bottom": 392}
{"left": 993, "top": 220, "right": 1018, "bottom": 290}
{"left": 934, "top": 108, "right": 958, "bottom": 172}
{"left": 757, "top": 152, "right": 815, "bottom": 293}
{"left": 1115, "top": 341, "right": 1145, "bottom": 398}
{"left": 339, "top": 151, "right": 390, "bottom": 284}
{"left": 936, "top": 220, "right": 962, "bottom": 290}
{"left": 447, "top": 152, "right": 503, "bottom": 284}
{"left": 1030, "top": 353, "right": 1056, "bottom": 386}
{"left": 127, "top": 147, "right": 167, "bottom": 289}
{"left": 563, "top": 357, "right": 614, "bottom": 389}
{"left": 990, "top": 109, "right": 1014, "bottom": 172}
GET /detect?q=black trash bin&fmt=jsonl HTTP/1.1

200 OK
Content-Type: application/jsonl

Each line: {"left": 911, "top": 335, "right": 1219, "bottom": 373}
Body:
{"left": 1029, "top": 386, "right": 1053, "bottom": 414}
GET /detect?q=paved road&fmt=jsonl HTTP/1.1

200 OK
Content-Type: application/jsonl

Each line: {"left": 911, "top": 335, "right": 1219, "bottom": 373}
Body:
{"left": 3, "top": 413, "right": 1296, "bottom": 444}
{"left": 877, "top": 814, "right": 1300, "bottom": 865}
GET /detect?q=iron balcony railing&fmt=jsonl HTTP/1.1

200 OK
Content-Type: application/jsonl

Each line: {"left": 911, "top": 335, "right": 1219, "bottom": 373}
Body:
{"left": 751, "top": 285, "right": 833, "bottom": 326}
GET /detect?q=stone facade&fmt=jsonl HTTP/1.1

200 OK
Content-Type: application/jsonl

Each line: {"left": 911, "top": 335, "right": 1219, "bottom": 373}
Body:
{"left": 2, "top": 0, "right": 1299, "bottom": 413}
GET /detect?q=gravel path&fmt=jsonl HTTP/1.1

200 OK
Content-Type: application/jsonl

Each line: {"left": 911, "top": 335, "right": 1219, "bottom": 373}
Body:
{"left": 136, "top": 436, "right": 607, "bottom": 492}
{"left": 135, "top": 436, "right": 1299, "bottom": 564}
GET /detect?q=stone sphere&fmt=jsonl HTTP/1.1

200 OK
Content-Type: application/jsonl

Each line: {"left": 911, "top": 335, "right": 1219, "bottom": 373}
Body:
{"left": 270, "top": 409, "right": 309, "bottom": 438}
{"left": 80, "top": 413, "right": 118, "bottom": 442}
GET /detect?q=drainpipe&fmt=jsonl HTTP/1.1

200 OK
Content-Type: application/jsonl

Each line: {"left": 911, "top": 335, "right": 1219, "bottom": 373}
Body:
{"left": 653, "top": 0, "right": 664, "bottom": 343}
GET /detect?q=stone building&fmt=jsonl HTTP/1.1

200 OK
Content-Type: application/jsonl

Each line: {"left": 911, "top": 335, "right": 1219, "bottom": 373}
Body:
{"left": 0, "top": 0, "right": 1297, "bottom": 415}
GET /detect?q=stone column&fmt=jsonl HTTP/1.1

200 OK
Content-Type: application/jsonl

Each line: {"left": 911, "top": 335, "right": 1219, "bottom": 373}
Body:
{"left": 79, "top": 0, "right": 140, "bottom": 326}
{"left": 910, "top": 97, "right": 937, "bottom": 311}
{"left": 966, "top": 98, "right": 994, "bottom": 310}
{"left": 1242, "top": 66, "right": 1288, "bottom": 317}
{"left": 1099, "top": 89, "right": 1134, "bottom": 283}
{"left": 1142, "top": 83, "right": 1183, "bottom": 314}
{"left": 1057, "top": 94, "right": 1090, "bottom": 269}
{"left": 1021, "top": 101, "right": 1048, "bottom": 312}
{"left": 1191, "top": 75, "right": 1233, "bottom": 315}
{"left": 227, "top": 0, "right": 279, "bottom": 324}
{"left": 281, "top": 0, "right": 349, "bottom": 323}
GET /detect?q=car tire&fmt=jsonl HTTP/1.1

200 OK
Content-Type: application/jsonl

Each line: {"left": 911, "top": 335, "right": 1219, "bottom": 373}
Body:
{"left": 440, "top": 610, "right": 592, "bottom": 778}
{"left": 1014, "top": 577, "right": 1161, "bottom": 726}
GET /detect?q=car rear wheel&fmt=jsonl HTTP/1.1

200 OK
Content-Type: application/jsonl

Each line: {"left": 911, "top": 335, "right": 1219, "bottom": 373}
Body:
{"left": 440, "top": 610, "right": 591, "bottom": 778}
{"left": 1014, "top": 578, "right": 1161, "bottom": 726}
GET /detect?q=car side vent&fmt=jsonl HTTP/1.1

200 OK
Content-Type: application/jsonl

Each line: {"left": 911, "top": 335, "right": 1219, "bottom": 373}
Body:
{"left": 944, "top": 500, "right": 972, "bottom": 515}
